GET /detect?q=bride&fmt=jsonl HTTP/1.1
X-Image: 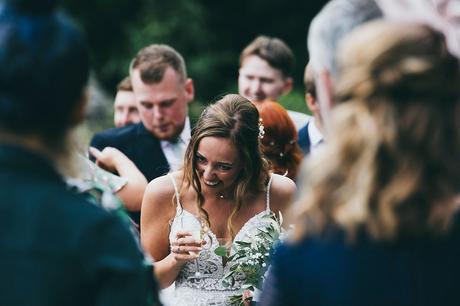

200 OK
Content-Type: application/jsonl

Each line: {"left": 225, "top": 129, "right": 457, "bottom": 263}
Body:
{"left": 141, "top": 94, "right": 295, "bottom": 305}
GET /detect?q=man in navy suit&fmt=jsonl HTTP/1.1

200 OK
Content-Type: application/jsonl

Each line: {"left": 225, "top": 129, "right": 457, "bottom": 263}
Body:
{"left": 298, "top": 63, "right": 324, "bottom": 156}
{"left": 91, "top": 44, "right": 195, "bottom": 224}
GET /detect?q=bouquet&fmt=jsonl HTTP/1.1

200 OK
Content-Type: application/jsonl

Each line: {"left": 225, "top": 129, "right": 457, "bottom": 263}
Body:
{"left": 214, "top": 212, "right": 284, "bottom": 306}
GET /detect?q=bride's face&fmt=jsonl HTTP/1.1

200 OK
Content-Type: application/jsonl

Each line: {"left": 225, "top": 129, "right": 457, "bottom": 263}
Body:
{"left": 195, "top": 136, "right": 242, "bottom": 195}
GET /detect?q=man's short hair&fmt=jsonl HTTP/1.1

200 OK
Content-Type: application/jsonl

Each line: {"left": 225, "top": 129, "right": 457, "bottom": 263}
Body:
{"left": 116, "top": 76, "right": 133, "bottom": 92}
{"left": 303, "top": 64, "right": 316, "bottom": 99}
{"left": 307, "top": 0, "right": 382, "bottom": 79}
{"left": 240, "top": 35, "right": 295, "bottom": 78}
{"left": 130, "top": 44, "right": 187, "bottom": 84}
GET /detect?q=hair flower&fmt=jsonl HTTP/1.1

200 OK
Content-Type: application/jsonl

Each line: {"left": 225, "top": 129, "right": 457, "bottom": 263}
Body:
{"left": 258, "top": 118, "right": 265, "bottom": 139}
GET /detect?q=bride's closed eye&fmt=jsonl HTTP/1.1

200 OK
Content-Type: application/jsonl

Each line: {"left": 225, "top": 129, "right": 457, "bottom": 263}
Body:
{"left": 195, "top": 154, "right": 206, "bottom": 164}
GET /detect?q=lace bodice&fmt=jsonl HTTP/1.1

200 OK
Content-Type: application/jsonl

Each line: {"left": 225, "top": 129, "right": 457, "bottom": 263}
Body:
{"left": 162, "top": 174, "right": 274, "bottom": 306}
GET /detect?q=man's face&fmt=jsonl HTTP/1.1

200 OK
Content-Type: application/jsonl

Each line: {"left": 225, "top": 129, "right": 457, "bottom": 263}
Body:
{"left": 131, "top": 67, "right": 194, "bottom": 141}
{"left": 238, "top": 55, "right": 292, "bottom": 102}
{"left": 113, "top": 90, "right": 141, "bottom": 128}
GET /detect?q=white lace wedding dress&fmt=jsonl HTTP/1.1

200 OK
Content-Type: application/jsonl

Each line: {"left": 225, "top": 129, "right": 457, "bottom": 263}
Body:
{"left": 161, "top": 174, "right": 274, "bottom": 306}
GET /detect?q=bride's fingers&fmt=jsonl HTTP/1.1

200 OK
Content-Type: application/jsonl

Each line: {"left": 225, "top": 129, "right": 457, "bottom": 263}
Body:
{"left": 173, "top": 253, "right": 199, "bottom": 262}
{"left": 171, "top": 243, "right": 203, "bottom": 253}
{"left": 175, "top": 230, "right": 193, "bottom": 238}
{"left": 171, "top": 236, "right": 203, "bottom": 246}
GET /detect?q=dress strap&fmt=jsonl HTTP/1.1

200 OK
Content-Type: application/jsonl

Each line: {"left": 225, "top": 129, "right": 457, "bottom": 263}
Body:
{"left": 265, "top": 174, "right": 273, "bottom": 212}
{"left": 167, "top": 173, "right": 182, "bottom": 214}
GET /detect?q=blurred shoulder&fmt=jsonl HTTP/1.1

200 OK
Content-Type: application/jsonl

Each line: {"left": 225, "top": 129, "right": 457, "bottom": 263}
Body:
{"left": 268, "top": 173, "right": 296, "bottom": 212}
{"left": 269, "top": 173, "right": 296, "bottom": 197}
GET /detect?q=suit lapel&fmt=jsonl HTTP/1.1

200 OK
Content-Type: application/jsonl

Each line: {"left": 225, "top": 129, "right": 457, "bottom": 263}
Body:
{"left": 135, "top": 124, "right": 170, "bottom": 181}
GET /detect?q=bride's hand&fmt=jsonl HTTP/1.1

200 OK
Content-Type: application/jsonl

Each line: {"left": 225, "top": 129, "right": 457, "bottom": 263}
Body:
{"left": 170, "top": 231, "right": 205, "bottom": 263}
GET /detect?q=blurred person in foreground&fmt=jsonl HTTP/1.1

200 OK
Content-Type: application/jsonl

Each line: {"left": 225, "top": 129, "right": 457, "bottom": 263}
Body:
{"left": 141, "top": 94, "right": 295, "bottom": 306}
{"left": 0, "top": 0, "right": 159, "bottom": 305}
{"left": 114, "top": 76, "right": 141, "bottom": 128}
{"left": 260, "top": 20, "right": 460, "bottom": 306}
{"left": 307, "top": 0, "right": 382, "bottom": 131}
{"left": 255, "top": 101, "right": 303, "bottom": 181}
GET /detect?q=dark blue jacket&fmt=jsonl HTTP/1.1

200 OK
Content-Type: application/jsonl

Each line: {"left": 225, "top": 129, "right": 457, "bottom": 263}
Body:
{"left": 90, "top": 123, "right": 171, "bottom": 224}
{"left": 260, "top": 218, "right": 460, "bottom": 306}
{"left": 0, "top": 143, "right": 157, "bottom": 306}
{"left": 90, "top": 123, "right": 170, "bottom": 182}
{"left": 298, "top": 122, "right": 311, "bottom": 156}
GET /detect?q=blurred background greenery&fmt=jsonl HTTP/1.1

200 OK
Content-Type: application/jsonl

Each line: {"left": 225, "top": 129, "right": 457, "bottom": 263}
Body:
{"left": 61, "top": 0, "right": 329, "bottom": 140}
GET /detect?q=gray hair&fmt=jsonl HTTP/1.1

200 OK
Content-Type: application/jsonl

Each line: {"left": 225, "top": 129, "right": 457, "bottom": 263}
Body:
{"left": 307, "top": 0, "right": 383, "bottom": 80}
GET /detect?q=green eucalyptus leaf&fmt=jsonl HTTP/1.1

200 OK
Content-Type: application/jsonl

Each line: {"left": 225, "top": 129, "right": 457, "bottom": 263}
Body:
{"left": 235, "top": 241, "right": 251, "bottom": 247}
{"left": 214, "top": 246, "right": 228, "bottom": 257}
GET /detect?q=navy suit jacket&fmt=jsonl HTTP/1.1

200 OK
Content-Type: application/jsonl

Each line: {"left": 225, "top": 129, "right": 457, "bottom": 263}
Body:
{"left": 90, "top": 123, "right": 170, "bottom": 182}
{"left": 260, "top": 217, "right": 460, "bottom": 306}
{"left": 90, "top": 123, "right": 171, "bottom": 224}
{"left": 298, "top": 122, "right": 311, "bottom": 156}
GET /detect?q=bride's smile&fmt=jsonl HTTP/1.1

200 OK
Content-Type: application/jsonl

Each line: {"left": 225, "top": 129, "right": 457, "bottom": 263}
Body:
{"left": 195, "top": 136, "right": 242, "bottom": 194}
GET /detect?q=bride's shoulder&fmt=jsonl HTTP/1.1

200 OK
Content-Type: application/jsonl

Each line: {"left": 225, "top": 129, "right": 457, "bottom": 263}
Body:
{"left": 269, "top": 173, "right": 296, "bottom": 195}
{"left": 268, "top": 173, "right": 296, "bottom": 212}
{"left": 144, "top": 171, "right": 183, "bottom": 203}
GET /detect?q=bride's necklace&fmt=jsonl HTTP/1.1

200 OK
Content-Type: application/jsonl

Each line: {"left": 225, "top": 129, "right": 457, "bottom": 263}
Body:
{"left": 215, "top": 190, "right": 233, "bottom": 200}
{"left": 216, "top": 192, "right": 226, "bottom": 200}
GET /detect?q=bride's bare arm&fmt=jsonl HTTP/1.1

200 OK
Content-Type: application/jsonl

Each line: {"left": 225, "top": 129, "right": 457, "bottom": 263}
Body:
{"left": 140, "top": 175, "right": 202, "bottom": 288}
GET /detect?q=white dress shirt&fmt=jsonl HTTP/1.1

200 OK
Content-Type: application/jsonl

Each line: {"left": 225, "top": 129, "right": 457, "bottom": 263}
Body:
{"left": 308, "top": 118, "right": 323, "bottom": 154}
{"left": 160, "top": 118, "right": 191, "bottom": 171}
{"left": 287, "top": 110, "right": 312, "bottom": 130}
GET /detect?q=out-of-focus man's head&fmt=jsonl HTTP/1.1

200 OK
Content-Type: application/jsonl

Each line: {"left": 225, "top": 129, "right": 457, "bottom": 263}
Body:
{"left": 238, "top": 36, "right": 294, "bottom": 103}
{"left": 307, "top": 0, "right": 382, "bottom": 128}
{"left": 113, "top": 76, "right": 140, "bottom": 128}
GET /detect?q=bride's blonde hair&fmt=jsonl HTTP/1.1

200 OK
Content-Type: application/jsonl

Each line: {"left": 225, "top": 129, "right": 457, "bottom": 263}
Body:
{"left": 293, "top": 21, "right": 460, "bottom": 242}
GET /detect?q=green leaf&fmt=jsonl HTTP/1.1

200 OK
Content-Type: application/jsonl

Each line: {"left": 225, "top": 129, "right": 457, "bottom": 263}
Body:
{"left": 234, "top": 241, "right": 251, "bottom": 247}
{"left": 223, "top": 270, "right": 236, "bottom": 279}
{"left": 233, "top": 254, "right": 246, "bottom": 261}
{"left": 214, "top": 246, "right": 228, "bottom": 257}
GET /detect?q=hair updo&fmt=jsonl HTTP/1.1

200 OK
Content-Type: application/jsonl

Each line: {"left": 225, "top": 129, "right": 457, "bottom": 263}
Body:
{"left": 255, "top": 101, "right": 302, "bottom": 180}
{"left": 294, "top": 21, "right": 460, "bottom": 242}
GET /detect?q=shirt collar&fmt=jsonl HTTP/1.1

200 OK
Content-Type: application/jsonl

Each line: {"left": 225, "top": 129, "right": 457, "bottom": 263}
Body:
{"left": 178, "top": 117, "right": 191, "bottom": 144}
{"left": 161, "top": 117, "right": 191, "bottom": 146}
{"left": 308, "top": 118, "right": 323, "bottom": 147}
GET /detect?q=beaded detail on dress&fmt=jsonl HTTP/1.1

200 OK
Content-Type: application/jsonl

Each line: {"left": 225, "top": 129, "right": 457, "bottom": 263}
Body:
{"left": 162, "top": 174, "right": 273, "bottom": 306}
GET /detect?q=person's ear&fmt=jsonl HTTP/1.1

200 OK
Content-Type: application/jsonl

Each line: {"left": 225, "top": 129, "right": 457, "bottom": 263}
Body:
{"left": 305, "top": 93, "right": 319, "bottom": 113}
{"left": 281, "top": 77, "right": 293, "bottom": 95}
{"left": 316, "top": 70, "right": 333, "bottom": 110}
{"left": 69, "top": 90, "right": 88, "bottom": 126}
{"left": 184, "top": 78, "right": 195, "bottom": 104}
{"left": 315, "top": 69, "right": 334, "bottom": 132}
